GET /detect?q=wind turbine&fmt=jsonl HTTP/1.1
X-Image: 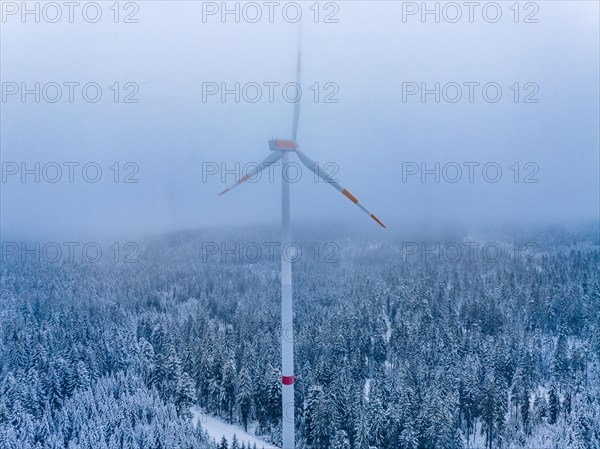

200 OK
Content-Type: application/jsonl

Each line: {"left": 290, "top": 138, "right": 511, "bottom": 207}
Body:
{"left": 218, "top": 30, "right": 385, "bottom": 449}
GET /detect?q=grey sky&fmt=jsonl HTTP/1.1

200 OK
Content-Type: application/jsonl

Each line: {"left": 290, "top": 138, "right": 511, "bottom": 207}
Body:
{"left": 1, "top": 1, "right": 598, "bottom": 241}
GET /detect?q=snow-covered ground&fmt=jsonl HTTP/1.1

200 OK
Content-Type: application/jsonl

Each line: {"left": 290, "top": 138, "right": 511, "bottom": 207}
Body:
{"left": 383, "top": 305, "right": 392, "bottom": 344}
{"left": 364, "top": 378, "right": 372, "bottom": 399}
{"left": 191, "top": 406, "right": 280, "bottom": 449}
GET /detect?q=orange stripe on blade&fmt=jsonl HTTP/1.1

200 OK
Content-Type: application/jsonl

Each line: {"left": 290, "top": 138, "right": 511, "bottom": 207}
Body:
{"left": 371, "top": 215, "right": 386, "bottom": 228}
{"left": 238, "top": 175, "right": 250, "bottom": 184}
{"left": 219, "top": 188, "right": 230, "bottom": 196}
{"left": 342, "top": 189, "right": 358, "bottom": 204}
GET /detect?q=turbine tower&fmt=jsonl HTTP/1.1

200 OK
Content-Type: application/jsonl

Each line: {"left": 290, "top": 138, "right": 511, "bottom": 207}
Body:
{"left": 219, "top": 29, "right": 385, "bottom": 449}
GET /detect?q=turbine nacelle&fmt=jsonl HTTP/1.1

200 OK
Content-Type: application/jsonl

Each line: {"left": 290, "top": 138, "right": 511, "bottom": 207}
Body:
{"left": 269, "top": 139, "right": 298, "bottom": 151}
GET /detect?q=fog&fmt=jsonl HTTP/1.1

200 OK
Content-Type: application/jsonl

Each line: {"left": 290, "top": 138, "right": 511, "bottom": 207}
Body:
{"left": 1, "top": 1, "right": 598, "bottom": 241}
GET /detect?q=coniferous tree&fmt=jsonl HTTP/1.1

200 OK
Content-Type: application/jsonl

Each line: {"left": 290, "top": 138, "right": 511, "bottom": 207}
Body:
{"left": 231, "top": 433, "right": 239, "bottom": 449}
{"left": 521, "top": 392, "right": 531, "bottom": 435}
{"left": 331, "top": 429, "right": 350, "bottom": 449}
{"left": 548, "top": 384, "right": 560, "bottom": 424}
{"left": 219, "top": 435, "right": 228, "bottom": 449}
{"left": 238, "top": 367, "right": 253, "bottom": 432}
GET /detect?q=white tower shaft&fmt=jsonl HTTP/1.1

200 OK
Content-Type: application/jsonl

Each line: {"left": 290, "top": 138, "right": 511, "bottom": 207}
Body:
{"left": 281, "top": 152, "right": 294, "bottom": 449}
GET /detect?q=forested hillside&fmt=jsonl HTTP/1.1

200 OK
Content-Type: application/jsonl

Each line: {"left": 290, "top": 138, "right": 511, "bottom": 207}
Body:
{"left": 1, "top": 226, "right": 599, "bottom": 449}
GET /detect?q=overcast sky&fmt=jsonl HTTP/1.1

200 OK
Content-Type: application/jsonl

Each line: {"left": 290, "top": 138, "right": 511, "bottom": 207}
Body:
{"left": 1, "top": 1, "right": 598, "bottom": 241}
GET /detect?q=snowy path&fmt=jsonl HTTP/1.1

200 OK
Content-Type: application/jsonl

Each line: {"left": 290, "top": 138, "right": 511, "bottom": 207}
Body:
{"left": 191, "top": 406, "right": 280, "bottom": 449}
{"left": 383, "top": 303, "right": 392, "bottom": 343}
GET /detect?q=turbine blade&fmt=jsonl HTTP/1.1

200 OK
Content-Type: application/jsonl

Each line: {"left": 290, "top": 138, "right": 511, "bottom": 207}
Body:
{"left": 295, "top": 149, "right": 386, "bottom": 228}
{"left": 291, "top": 25, "right": 301, "bottom": 141}
{"left": 219, "top": 151, "right": 282, "bottom": 196}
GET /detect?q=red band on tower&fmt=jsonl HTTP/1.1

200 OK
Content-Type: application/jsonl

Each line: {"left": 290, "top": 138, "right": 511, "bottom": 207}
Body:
{"left": 282, "top": 375, "right": 294, "bottom": 385}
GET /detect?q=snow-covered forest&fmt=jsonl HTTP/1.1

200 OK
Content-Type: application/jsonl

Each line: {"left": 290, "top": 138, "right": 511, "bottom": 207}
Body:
{"left": 1, "top": 225, "right": 599, "bottom": 449}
